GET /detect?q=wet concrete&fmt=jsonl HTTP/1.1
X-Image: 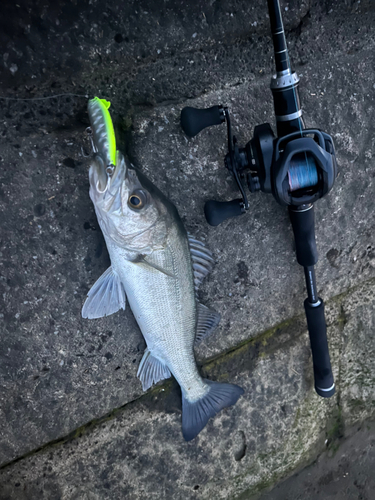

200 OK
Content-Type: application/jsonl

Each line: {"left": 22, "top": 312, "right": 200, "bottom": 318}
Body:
{"left": 256, "top": 420, "right": 375, "bottom": 500}
{"left": 0, "top": 279, "right": 374, "bottom": 499}
{"left": 0, "top": 0, "right": 374, "bottom": 498}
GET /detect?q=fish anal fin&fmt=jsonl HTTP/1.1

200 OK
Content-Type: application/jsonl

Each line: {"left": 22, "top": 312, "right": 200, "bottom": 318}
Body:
{"left": 82, "top": 266, "right": 126, "bottom": 319}
{"left": 137, "top": 348, "right": 172, "bottom": 391}
{"left": 195, "top": 303, "right": 221, "bottom": 344}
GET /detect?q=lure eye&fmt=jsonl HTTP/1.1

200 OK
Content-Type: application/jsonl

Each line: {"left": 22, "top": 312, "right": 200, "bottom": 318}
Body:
{"left": 128, "top": 190, "right": 147, "bottom": 209}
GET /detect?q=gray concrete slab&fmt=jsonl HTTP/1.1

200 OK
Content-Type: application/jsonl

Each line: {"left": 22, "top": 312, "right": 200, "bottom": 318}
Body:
{"left": 256, "top": 420, "right": 375, "bottom": 500}
{"left": 0, "top": 0, "right": 309, "bottom": 102}
{"left": 0, "top": 279, "right": 374, "bottom": 499}
{"left": 0, "top": 0, "right": 374, "bottom": 495}
{"left": 1, "top": 48, "right": 374, "bottom": 463}
{"left": 0, "top": 1, "right": 373, "bottom": 107}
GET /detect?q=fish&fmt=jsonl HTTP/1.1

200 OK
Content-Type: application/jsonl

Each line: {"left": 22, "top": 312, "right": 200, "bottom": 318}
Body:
{"left": 82, "top": 97, "right": 244, "bottom": 441}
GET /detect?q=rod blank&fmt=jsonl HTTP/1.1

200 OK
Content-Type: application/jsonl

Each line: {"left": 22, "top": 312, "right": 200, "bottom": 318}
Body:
{"left": 267, "top": 0, "right": 291, "bottom": 73}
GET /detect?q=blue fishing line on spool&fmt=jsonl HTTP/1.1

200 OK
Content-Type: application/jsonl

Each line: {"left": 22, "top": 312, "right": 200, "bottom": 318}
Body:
{"left": 288, "top": 154, "right": 318, "bottom": 191}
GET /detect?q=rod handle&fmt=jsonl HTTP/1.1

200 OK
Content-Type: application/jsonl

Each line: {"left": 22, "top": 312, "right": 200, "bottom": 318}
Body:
{"left": 289, "top": 206, "right": 318, "bottom": 267}
{"left": 304, "top": 298, "right": 335, "bottom": 398}
{"left": 181, "top": 106, "right": 225, "bottom": 137}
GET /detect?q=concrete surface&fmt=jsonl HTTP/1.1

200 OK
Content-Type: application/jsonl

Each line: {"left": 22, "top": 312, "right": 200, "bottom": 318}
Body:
{"left": 0, "top": 0, "right": 375, "bottom": 498}
{"left": 253, "top": 422, "right": 375, "bottom": 500}
{"left": 0, "top": 280, "right": 374, "bottom": 499}
{"left": 256, "top": 420, "right": 375, "bottom": 500}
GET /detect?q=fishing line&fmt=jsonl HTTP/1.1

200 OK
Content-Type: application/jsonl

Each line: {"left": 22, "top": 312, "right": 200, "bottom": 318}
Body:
{"left": 288, "top": 153, "right": 318, "bottom": 191}
{"left": 0, "top": 93, "right": 89, "bottom": 101}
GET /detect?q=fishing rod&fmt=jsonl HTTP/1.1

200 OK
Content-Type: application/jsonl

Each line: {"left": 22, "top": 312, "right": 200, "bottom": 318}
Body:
{"left": 180, "top": 0, "right": 337, "bottom": 398}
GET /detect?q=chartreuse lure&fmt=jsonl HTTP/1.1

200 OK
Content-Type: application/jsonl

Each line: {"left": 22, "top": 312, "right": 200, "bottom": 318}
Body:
{"left": 87, "top": 97, "right": 117, "bottom": 168}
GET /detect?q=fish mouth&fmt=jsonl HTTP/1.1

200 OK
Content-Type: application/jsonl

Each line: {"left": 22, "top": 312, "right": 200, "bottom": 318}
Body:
{"left": 90, "top": 150, "right": 128, "bottom": 198}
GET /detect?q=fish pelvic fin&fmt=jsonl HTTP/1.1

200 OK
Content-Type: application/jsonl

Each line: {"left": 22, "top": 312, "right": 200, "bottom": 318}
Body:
{"left": 182, "top": 379, "right": 244, "bottom": 442}
{"left": 82, "top": 266, "right": 126, "bottom": 319}
{"left": 195, "top": 303, "right": 221, "bottom": 344}
{"left": 137, "top": 348, "right": 172, "bottom": 391}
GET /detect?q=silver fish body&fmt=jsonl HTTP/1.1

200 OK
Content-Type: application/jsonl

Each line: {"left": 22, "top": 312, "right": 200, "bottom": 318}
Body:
{"left": 83, "top": 99, "right": 243, "bottom": 440}
{"left": 107, "top": 215, "right": 209, "bottom": 403}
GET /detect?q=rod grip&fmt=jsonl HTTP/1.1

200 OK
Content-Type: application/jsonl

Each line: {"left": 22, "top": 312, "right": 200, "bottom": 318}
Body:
{"left": 289, "top": 206, "right": 318, "bottom": 267}
{"left": 304, "top": 298, "right": 335, "bottom": 398}
{"left": 181, "top": 106, "right": 224, "bottom": 137}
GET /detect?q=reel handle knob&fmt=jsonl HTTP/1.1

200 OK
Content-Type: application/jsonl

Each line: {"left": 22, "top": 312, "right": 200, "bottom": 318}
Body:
{"left": 204, "top": 199, "right": 245, "bottom": 226}
{"left": 181, "top": 106, "right": 225, "bottom": 137}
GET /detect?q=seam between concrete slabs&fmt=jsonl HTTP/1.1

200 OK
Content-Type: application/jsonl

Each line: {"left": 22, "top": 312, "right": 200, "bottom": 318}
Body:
{"left": 1, "top": 275, "right": 374, "bottom": 472}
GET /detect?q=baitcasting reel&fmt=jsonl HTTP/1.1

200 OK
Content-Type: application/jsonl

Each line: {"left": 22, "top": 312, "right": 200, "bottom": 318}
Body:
{"left": 181, "top": 0, "right": 338, "bottom": 399}
{"left": 180, "top": 106, "right": 337, "bottom": 226}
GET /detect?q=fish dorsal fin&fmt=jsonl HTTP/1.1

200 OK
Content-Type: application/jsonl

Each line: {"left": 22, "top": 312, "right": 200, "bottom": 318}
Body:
{"left": 196, "top": 303, "right": 221, "bottom": 344}
{"left": 82, "top": 266, "right": 126, "bottom": 319}
{"left": 188, "top": 235, "right": 215, "bottom": 290}
{"left": 137, "top": 348, "right": 172, "bottom": 391}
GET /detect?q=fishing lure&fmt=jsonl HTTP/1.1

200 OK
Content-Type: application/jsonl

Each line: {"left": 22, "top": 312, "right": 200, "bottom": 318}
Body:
{"left": 87, "top": 97, "right": 117, "bottom": 176}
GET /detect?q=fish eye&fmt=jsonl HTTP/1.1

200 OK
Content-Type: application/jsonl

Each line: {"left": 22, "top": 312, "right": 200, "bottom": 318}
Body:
{"left": 128, "top": 190, "right": 147, "bottom": 209}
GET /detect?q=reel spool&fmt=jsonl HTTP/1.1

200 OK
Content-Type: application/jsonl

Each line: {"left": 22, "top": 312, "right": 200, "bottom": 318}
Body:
{"left": 288, "top": 154, "right": 318, "bottom": 192}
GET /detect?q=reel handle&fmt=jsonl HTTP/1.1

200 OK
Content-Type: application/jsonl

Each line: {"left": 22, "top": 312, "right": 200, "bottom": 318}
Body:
{"left": 305, "top": 299, "right": 335, "bottom": 398}
{"left": 204, "top": 199, "right": 245, "bottom": 226}
{"left": 181, "top": 106, "right": 225, "bottom": 137}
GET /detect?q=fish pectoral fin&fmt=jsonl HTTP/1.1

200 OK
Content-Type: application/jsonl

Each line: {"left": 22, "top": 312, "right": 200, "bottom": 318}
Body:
{"left": 131, "top": 256, "right": 175, "bottom": 278}
{"left": 137, "top": 348, "right": 171, "bottom": 391}
{"left": 82, "top": 266, "right": 126, "bottom": 319}
{"left": 195, "top": 303, "right": 221, "bottom": 344}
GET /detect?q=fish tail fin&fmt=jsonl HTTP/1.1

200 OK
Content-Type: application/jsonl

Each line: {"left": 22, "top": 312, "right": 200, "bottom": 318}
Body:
{"left": 181, "top": 379, "right": 244, "bottom": 441}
